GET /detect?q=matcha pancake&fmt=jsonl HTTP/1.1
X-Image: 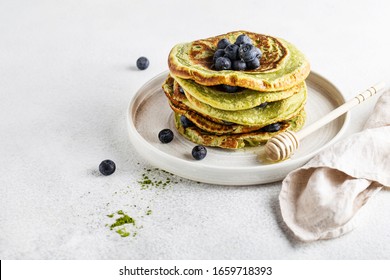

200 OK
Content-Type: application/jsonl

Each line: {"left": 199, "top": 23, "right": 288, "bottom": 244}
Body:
{"left": 173, "top": 75, "right": 304, "bottom": 111}
{"left": 168, "top": 31, "right": 310, "bottom": 91}
{"left": 164, "top": 76, "right": 264, "bottom": 133}
{"left": 169, "top": 98, "right": 306, "bottom": 135}
{"left": 162, "top": 75, "right": 227, "bottom": 125}
{"left": 163, "top": 75, "right": 307, "bottom": 126}
{"left": 168, "top": 99, "right": 265, "bottom": 135}
{"left": 173, "top": 112, "right": 306, "bottom": 149}
{"left": 163, "top": 75, "right": 306, "bottom": 135}
{"left": 184, "top": 84, "right": 306, "bottom": 126}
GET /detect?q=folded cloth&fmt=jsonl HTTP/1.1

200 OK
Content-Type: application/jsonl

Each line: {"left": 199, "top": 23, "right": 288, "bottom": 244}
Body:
{"left": 279, "top": 89, "right": 390, "bottom": 241}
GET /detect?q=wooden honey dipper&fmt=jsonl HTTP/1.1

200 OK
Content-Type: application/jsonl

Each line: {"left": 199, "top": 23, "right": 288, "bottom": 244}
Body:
{"left": 265, "top": 82, "right": 386, "bottom": 162}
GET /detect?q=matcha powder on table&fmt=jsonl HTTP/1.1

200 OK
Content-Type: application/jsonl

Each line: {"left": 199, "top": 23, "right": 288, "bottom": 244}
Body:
{"left": 105, "top": 167, "right": 178, "bottom": 238}
{"left": 107, "top": 210, "right": 136, "bottom": 238}
{"left": 138, "top": 168, "right": 176, "bottom": 190}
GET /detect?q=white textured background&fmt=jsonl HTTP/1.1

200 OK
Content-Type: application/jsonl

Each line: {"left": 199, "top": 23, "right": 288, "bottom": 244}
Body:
{"left": 1, "top": 0, "right": 389, "bottom": 259}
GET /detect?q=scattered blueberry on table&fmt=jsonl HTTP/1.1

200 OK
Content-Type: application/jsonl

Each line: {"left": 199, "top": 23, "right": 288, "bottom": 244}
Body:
{"left": 99, "top": 159, "right": 116, "bottom": 176}
{"left": 158, "top": 129, "right": 174, "bottom": 143}
{"left": 192, "top": 145, "right": 207, "bottom": 160}
{"left": 136, "top": 56, "right": 149, "bottom": 70}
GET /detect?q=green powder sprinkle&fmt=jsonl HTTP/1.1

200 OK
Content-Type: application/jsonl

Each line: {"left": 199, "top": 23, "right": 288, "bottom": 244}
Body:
{"left": 105, "top": 167, "right": 178, "bottom": 238}
{"left": 109, "top": 210, "right": 135, "bottom": 231}
{"left": 137, "top": 168, "right": 176, "bottom": 190}
{"left": 107, "top": 210, "right": 137, "bottom": 238}
{"left": 116, "top": 228, "right": 130, "bottom": 237}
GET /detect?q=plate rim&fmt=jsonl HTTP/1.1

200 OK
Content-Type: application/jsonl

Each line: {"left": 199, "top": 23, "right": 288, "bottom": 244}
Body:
{"left": 126, "top": 70, "right": 350, "bottom": 182}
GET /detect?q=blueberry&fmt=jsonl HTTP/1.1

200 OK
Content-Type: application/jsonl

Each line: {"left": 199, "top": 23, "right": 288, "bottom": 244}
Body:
{"left": 136, "top": 57, "right": 149, "bottom": 70}
{"left": 257, "top": 102, "right": 268, "bottom": 109}
{"left": 192, "top": 145, "right": 207, "bottom": 160}
{"left": 224, "top": 44, "right": 239, "bottom": 60}
{"left": 179, "top": 86, "right": 184, "bottom": 94}
{"left": 99, "top": 159, "right": 116, "bottom": 176}
{"left": 213, "top": 49, "right": 225, "bottom": 64}
{"left": 254, "top": 47, "right": 262, "bottom": 58}
{"left": 220, "top": 84, "right": 239, "bottom": 93}
{"left": 232, "top": 60, "right": 247, "bottom": 71}
{"left": 235, "top": 34, "right": 252, "bottom": 45}
{"left": 217, "top": 38, "right": 230, "bottom": 49}
{"left": 180, "top": 115, "right": 194, "bottom": 128}
{"left": 238, "top": 44, "right": 258, "bottom": 62}
{"left": 215, "top": 56, "right": 231, "bottom": 70}
{"left": 158, "top": 128, "right": 174, "bottom": 143}
{"left": 246, "top": 58, "right": 260, "bottom": 70}
{"left": 260, "top": 123, "right": 282, "bottom": 132}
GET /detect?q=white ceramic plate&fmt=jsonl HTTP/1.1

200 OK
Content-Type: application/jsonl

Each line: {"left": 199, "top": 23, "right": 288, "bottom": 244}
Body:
{"left": 127, "top": 71, "right": 349, "bottom": 185}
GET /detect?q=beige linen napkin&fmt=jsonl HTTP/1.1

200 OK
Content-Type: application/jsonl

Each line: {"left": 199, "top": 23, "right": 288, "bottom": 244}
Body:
{"left": 279, "top": 89, "right": 390, "bottom": 241}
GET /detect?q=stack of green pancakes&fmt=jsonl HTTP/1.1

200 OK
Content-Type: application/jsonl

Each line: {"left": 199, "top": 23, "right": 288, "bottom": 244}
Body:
{"left": 163, "top": 31, "right": 310, "bottom": 149}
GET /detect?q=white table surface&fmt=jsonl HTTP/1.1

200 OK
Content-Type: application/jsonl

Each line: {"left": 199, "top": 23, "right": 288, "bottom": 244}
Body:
{"left": 1, "top": 0, "right": 389, "bottom": 259}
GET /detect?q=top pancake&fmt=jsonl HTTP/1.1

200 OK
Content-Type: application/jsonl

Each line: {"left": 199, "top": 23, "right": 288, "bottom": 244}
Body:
{"left": 168, "top": 31, "right": 310, "bottom": 92}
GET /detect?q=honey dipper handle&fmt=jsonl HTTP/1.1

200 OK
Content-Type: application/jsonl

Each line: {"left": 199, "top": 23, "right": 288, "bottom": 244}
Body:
{"left": 296, "top": 82, "right": 386, "bottom": 140}
{"left": 265, "top": 82, "right": 386, "bottom": 162}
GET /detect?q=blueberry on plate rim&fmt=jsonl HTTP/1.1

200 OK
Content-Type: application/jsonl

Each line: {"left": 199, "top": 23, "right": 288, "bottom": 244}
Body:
{"left": 99, "top": 159, "right": 116, "bottom": 176}
{"left": 192, "top": 145, "right": 207, "bottom": 160}
{"left": 158, "top": 128, "right": 174, "bottom": 143}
